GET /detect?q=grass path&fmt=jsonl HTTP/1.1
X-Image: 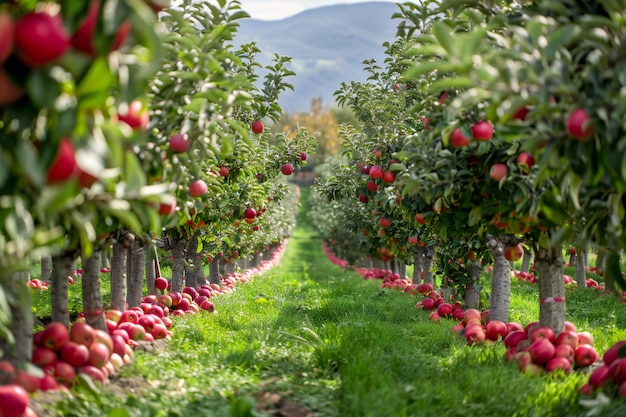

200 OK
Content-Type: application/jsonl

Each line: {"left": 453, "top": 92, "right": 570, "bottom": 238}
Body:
{"left": 39, "top": 186, "right": 626, "bottom": 417}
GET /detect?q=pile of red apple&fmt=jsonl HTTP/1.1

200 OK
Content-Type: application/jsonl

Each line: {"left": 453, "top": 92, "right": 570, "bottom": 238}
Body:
{"left": 321, "top": 242, "right": 348, "bottom": 268}
{"left": 0, "top": 321, "right": 134, "bottom": 396}
{"left": 502, "top": 321, "right": 599, "bottom": 376}
{"left": 579, "top": 340, "right": 626, "bottom": 397}
{"left": 414, "top": 287, "right": 466, "bottom": 322}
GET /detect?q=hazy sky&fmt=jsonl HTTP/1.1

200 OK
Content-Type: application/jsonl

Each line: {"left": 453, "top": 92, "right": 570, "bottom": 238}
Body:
{"left": 237, "top": 0, "right": 398, "bottom": 21}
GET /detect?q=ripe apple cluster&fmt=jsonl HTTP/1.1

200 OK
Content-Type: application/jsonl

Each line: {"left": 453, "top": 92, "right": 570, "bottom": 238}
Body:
{"left": 503, "top": 321, "right": 599, "bottom": 376}
{"left": 580, "top": 340, "right": 626, "bottom": 397}
{"left": 1, "top": 321, "right": 134, "bottom": 395}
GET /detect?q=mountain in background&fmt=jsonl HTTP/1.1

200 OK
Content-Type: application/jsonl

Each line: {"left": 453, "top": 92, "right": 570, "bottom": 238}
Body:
{"left": 234, "top": 2, "right": 400, "bottom": 114}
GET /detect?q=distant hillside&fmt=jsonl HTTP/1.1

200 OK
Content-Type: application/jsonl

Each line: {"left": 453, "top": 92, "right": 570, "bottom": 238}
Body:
{"left": 234, "top": 2, "right": 400, "bottom": 114}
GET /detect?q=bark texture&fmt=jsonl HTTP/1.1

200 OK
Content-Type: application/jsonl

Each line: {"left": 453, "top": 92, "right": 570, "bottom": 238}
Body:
{"left": 40, "top": 256, "right": 52, "bottom": 283}
{"left": 1, "top": 272, "right": 33, "bottom": 362}
{"left": 535, "top": 245, "right": 566, "bottom": 333}
{"left": 82, "top": 249, "right": 106, "bottom": 331}
{"left": 50, "top": 252, "right": 74, "bottom": 327}
{"left": 126, "top": 240, "right": 144, "bottom": 308}
{"left": 412, "top": 247, "right": 424, "bottom": 283}
{"left": 575, "top": 250, "right": 587, "bottom": 288}
{"left": 464, "top": 261, "right": 482, "bottom": 309}
{"left": 170, "top": 237, "right": 186, "bottom": 292}
{"left": 520, "top": 249, "right": 532, "bottom": 274}
{"left": 423, "top": 245, "right": 435, "bottom": 286}
{"left": 208, "top": 256, "right": 220, "bottom": 284}
{"left": 185, "top": 232, "right": 199, "bottom": 289}
{"left": 144, "top": 241, "right": 157, "bottom": 296}
{"left": 110, "top": 238, "right": 128, "bottom": 311}
{"left": 487, "top": 237, "right": 510, "bottom": 323}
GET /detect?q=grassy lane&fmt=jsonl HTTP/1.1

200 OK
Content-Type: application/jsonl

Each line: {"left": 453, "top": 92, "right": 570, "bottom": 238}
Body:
{"left": 43, "top": 187, "right": 626, "bottom": 417}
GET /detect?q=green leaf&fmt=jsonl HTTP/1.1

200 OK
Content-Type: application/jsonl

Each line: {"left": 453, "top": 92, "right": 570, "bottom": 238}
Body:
{"left": 124, "top": 152, "right": 146, "bottom": 194}
{"left": 432, "top": 21, "right": 455, "bottom": 56}
{"left": 468, "top": 206, "right": 481, "bottom": 227}
{"left": 604, "top": 250, "right": 625, "bottom": 293}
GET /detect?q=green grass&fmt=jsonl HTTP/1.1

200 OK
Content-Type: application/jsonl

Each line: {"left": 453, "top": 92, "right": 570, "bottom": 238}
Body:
{"left": 33, "top": 187, "right": 626, "bottom": 417}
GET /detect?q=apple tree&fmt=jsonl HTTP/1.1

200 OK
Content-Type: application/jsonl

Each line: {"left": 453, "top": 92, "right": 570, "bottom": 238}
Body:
{"left": 0, "top": 0, "right": 168, "bottom": 360}
{"left": 396, "top": 0, "right": 626, "bottom": 331}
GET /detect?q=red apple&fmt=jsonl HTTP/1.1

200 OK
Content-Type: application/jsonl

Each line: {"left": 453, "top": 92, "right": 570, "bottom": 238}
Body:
{"left": 155, "top": 277, "right": 169, "bottom": 291}
{"left": 504, "top": 244, "right": 524, "bottom": 262}
{"left": 189, "top": 179, "right": 208, "bottom": 198}
{"left": 77, "top": 365, "right": 106, "bottom": 383}
{"left": 471, "top": 120, "right": 493, "bottom": 141}
{"left": 59, "top": 341, "right": 90, "bottom": 368}
{"left": 516, "top": 151, "right": 535, "bottom": 171}
{"left": 369, "top": 165, "right": 383, "bottom": 179}
{"left": 603, "top": 340, "right": 626, "bottom": 367}
{"left": 117, "top": 100, "right": 149, "bottom": 131}
{"left": 87, "top": 343, "right": 110, "bottom": 369}
{"left": 137, "top": 314, "right": 156, "bottom": 333}
{"left": 219, "top": 166, "right": 229, "bottom": 177}
{"left": 529, "top": 326, "right": 555, "bottom": 343}
{"left": 528, "top": 338, "right": 555, "bottom": 365}
{"left": 0, "top": 384, "right": 29, "bottom": 417}
{"left": 554, "top": 330, "right": 578, "bottom": 349}
{"left": 382, "top": 171, "right": 395, "bottom": 183}
{"left": 379, "top": 218, "right": 391, "bottom": 228}
{"left": 281, "top": 163, "right": 294, "bottom": 175}
{"left": 40, "top": 322, "right": 70, "bottom": 351}
{"left": 504, "top": 330, "right": 528, "bottom": 350}
{"left": 32, "top": 347, "right": 58, "bottom": 368}
{"left": 129, "top": 324, "right": 147, "bottom": 341}
{"left": 588, "top": 365, "right": 612, "bottom": 389}
{"left": 489, "top": 163, "right": 507, "bottom": 181}
{"left": 244, "top": 208, "right": 257, "bottom": 219}
{"left": 545, "top": 357, "right": 572, "bottom": 374}
{"left": 15, "top": 11, "right": 70, "bottom": 68}
{"left": 421, "top": 298, "right": 435, "bottom": 311}
{"left": 553, "top": 344, "right": 575, "bottom": 364}
{"left": 485, "top": 320, "right": 508, "bottom": 341}
{"left": 0, "top": 68, "right": 24, "bottom": 106}
{"left": 574, "top": 344, "right": 599, "bottom": 368}
{"left": 71, "top": 0, "right": 130, "bottom": 56}
{"left": 450, "top": 128, "right": 470, "bottom": 147}
{"left": 70, "top": 321, "right": 95, "bottom": 347}
{"left": 46, "top": 138, "right": 79, "bottom": 184}
{"left": 415, "top": 213, "right": 426, "bottom": 225}
{"left": 169, "top": 133, "right": 190, "bottom": 153}
{"left": 158, "top": 196, "right": 177, "bottom": 216}
{"left": 564, "top": 321, "right": 577, "bottom": 333}
{"left": 251, "top": 120, "right": 264, "bottom": 134}
{"left": 566, "top": 108, "right": 595, "bottom": 141}
{"left": 53, "top": 361, "right": 76, "bottom": 387}
{"left": 505, "top": 322, "right": 523, "bottom": 334}
{"left": 608, "top": 357, "right": 626, "bottom": 385}
{"left": 151, "top": 323, "right": 168, "bottom": 339}
{"left": 0, "top": 11, "right": 14, "bottom": 65}
{"left": 119, "top": 310, "right": 139, "bottom": 324}
{"left": 14, "top": 370, "right": 41, "bottom": 394}
{"left": 578, "top": 331, "right": 595, "bottom": 347}
{"left": 94, "top": 329, "right": 114, "bottom": 355}
{"left": 437, "top": 303, "right": 453, "bottom": 318}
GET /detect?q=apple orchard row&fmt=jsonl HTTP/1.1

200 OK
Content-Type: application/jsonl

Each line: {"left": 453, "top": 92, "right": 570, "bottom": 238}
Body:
{"left": 0, "top": 1, "right": 316, "bottom": 413}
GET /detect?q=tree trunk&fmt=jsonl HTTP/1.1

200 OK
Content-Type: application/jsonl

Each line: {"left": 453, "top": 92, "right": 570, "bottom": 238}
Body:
{"left": 40, "top": 256, "right": 53, "bottom": 283}
{"left": 194, "top": 244, "right": 206, "bottom": 285}
{"left": 398, "top": 261, "right": 407, "bottom": 280}
{"left": 596, "top": 249, "right": 606, "bottom": 274}
{"left": 170, "top": 237, "right": 186, "bottom": 293}
{"left": 82, "top": 249, "right": 106, "bottom": 331}
{"left": 487, "top": 237, "right": 511, "bottom": 323}
{"left": 145, "top": 240, "right": 157, "bottom": 296}
{"left": 520, "top": 249, "right": 532, "bottom": 274}
{"left": 50, "top": 252, "right": 75, "bottom": 327}
{"left": 412, "top": 247, "right": 424, "bottom": 283}
{"left": 535, "top": 245, "right": 566, "bottom": 334}
{"left": 224, "top": 260, "right": 236, "bottom": 276}
{"left": 127, "top": 239, "right": 144, "bottom": 308}
{"left": 208, "top": 256, "right": 220, "bottom": 284}
{"left": 1, "top": 271, "right": 33, "bottom": 363}
{"left": 464, "top": 261, "right": 482, "bottom": 309}
{"left": 110, "top": 238, "right": 128, "bottom": 311}
{"left": 185, "top": 232, "right": 199, "bottom": 289}
{"left": 423, "top": 245, "right": 435, "bottom": 286}
{"left": 575, "top": 249, "right": 587, "bottom": 288}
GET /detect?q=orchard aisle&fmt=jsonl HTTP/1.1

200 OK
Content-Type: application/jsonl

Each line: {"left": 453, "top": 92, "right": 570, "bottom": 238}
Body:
{"left": 32, "top": 187, "right": 588, "bottom": 417}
